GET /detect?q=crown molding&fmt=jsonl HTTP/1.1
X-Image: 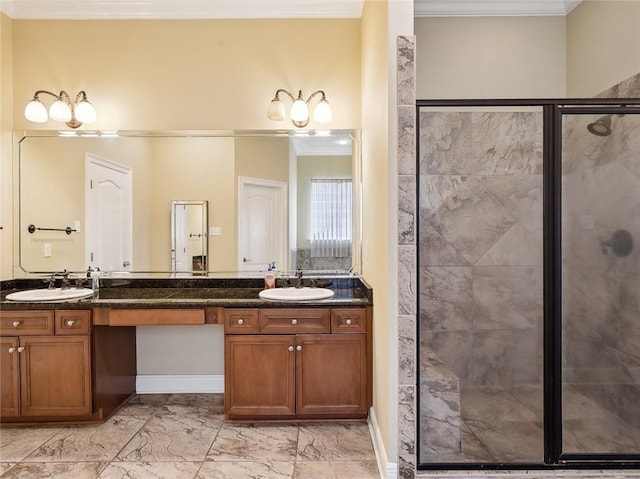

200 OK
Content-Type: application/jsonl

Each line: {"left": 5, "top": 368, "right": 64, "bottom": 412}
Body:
{"left": 0, "top": 0, "right": 364, "bottom": 20}
{"left": 415, "top": 0, "right": 582, "bottom": 17}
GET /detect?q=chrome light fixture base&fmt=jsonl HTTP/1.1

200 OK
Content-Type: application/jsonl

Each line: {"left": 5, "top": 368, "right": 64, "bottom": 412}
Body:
{"left": 24, "top": 89, "right": 96, "bottom": 129}
{"left": 267, "top": 88, "right": 332, "bottom": 128}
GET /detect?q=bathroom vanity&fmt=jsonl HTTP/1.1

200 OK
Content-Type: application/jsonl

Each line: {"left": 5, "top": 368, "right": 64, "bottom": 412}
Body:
{"left": 0, "top": 277, "right": 372, "bottom": 425}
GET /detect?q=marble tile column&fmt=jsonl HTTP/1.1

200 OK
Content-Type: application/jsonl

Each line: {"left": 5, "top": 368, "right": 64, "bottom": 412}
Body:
{"left": 397, "top": 35, "right": 417, "bottom": 479}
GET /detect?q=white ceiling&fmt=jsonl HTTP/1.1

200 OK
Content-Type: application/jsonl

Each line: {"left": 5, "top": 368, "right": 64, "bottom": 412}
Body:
{"left": 0, "top": 0, "right": 365, "bottom": 19}
{"left": 415, "top": 0, "right": 582, "bottom": 17}
{"left": 1, "top": 0, "right": 582, "bottom": 19}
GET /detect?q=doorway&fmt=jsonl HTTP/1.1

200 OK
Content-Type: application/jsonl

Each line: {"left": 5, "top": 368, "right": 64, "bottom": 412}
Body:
{"left": 237, "top": 176, "right": 287, "bottom": 273}
{"left": 85, "top": 153, "right": 133, "bottom": 273}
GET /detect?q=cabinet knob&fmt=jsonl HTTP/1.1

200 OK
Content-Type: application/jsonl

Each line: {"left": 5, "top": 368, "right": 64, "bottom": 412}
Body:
{"left": 237, "top": 319, "right": 244, "bottom": 325}
{"left": 8, "top": 347, "right": 15, "bottom": 353}
{"left": 291, "top": 319, "right": 298, "bottom": 325}
{"left": 17, "top": 347, "right": 25, "bottom": 353}
{"left": 346, "top": 319, "right": 352, "bottom": 325}
{"left": 67, "top": 320, "right": 75, "bottom": 327}
{"left": 288, "top": 346, "right": 294, "bottom": 352}
{"left": 296, "top": 345, "right": 302, "bottom": 351}
{"left": 12, "top": 321, "right": 20, "bottom": 328}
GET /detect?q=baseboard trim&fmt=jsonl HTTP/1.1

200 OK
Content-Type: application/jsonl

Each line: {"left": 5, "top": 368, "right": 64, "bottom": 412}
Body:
{"left": 368, "top": 407, "right": 398, "bottom": 479}
{"left": 136, "top": 374, "right": 224, "bottom": 394}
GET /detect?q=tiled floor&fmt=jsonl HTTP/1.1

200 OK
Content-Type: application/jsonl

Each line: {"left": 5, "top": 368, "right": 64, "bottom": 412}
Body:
{"left": 0, "top": 394, "right": 380, "bottom": 479}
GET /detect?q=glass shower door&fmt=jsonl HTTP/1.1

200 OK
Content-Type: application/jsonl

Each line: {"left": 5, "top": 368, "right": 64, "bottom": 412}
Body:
{"left": 561, "top": 110, "right": 640, "bottom": 456}
{"left": 418, "top": 106, "right": 544, "bottom": 464}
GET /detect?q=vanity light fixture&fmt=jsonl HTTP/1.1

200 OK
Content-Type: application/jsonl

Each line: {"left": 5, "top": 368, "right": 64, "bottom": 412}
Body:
{"left": 24, "top": 90, "right": 96, "bottom": 129}
{"left": 267, "top": 89, "right": 332, "bottom": 128}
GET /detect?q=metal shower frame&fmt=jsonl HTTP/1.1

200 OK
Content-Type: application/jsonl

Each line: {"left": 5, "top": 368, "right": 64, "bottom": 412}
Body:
{"left": 415, "top": 98, "right": 640, "bottom": 471}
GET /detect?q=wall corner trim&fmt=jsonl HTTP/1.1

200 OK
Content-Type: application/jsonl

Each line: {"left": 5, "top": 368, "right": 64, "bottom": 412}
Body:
{"left": 369, "top": 407, "right": 399, "bottom": 479}
{"left": 136, "top": 374, "right": 224, "bottom": 394}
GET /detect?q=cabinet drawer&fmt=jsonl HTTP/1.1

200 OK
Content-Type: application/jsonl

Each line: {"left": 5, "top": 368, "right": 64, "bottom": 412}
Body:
{"left": 224, "top": 309, "right": 259, "bottom": 334}
{"left": 55, "top": 310, "right": 91, "bottom": 335}
{"left": 331, "top": 308, "right": 367, "bottom": 333}
{"left": 0, "top": 311, "right": 54, "bottom": 335}
{"left": 107, "top": 309, "right": 205, "bottom": 326}
{"left": 259, "top": 309, "right": 330, "bottom": 334}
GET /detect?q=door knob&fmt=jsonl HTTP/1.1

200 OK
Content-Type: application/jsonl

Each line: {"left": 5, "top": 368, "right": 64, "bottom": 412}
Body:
{"left": 12, "top": 321, "right": 20, "bottom": 328}
{"left": 17, "top": 347, "right": 25, "bottom": 353}
{"left": 296, "top": 345, "right": 302, "bottom": 351}
{"left": 67, "top": 320, "right": 75, "bottom": 326}
{"left": 237, "top": 319, "right": 244, "bottom": 325}
{"left": 288, "top": 346, "right": 294, "bottom": 352}
{"left": 291, "top": 319, "right": 298, "bottom": 325}
{"left": 346, "top": 319, "right": 352, "bottom": 325}
{"left": 8, "top": 347, "right": 15, "bottom": 353}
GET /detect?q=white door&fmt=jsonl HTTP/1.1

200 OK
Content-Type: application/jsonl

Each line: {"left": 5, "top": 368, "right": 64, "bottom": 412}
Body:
{"left": 238, "top": 177, "right": 287, "bottom": 273}
{"left": 173, "top": 204, "right": 188, "bottom": 272}
{"left": 85, "top": 154, "right": 133, "bottom": 273}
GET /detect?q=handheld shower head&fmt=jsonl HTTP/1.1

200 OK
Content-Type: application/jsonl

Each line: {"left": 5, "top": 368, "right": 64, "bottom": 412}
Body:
{"left": 587, "top": 114, "right": 612, "bottom": 136}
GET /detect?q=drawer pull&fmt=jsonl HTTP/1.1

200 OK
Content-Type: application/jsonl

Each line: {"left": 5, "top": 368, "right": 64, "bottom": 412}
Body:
{"left": 346, "top": 319, "right": 352, "bottom": 325}
{"left": 67, "top": 320, "right": 75, "bottom": 327}
{"left": 8, "top": 347, "right": 15, "bottom": 353}
{"left": 12, "top": 321, "right": 21, "bottom": 328}
{"left": 17, "top": 347, "right": 25, "bottom": 353}
{"left": 296, "top": 345, "right": 302, "bottom": 351}
{"left": 291, "top": 319, "right": 298, "bottom": 325}
{"left": 237, "top": 319, "right": 244, "bottom": 325}
{"left": 288, "top": 346, "right": 294, "bottom": 352}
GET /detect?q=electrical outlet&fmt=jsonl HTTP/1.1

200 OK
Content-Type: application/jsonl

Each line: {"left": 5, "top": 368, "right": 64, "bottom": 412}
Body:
{"left": 44, "top": 243, "right": 52, "bottom": 257}
{"left": 210, "top": 227, "right": 222, "bottom": 236}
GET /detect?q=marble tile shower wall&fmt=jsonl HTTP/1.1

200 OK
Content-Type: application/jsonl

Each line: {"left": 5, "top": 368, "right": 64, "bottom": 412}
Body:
{"left": 418, "top": 110, "right": 544, "bottom": 387}
{"left": 562, "top": 73, "right": 640, "bottom": 422}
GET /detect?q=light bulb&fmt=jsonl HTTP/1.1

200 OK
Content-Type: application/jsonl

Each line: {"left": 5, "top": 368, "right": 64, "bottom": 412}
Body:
{"left": 24, "top": 100, "right": 48, "bottom": 123}
{"left": 313, "top": 99, "right": 332, "bottom": 123}
{"left": 290, "top": 98, "right": 309, "bottom": 124}
{"left": 267, "top": 99, "right": 286, "bottom": 121}
{"left": 75, "top": 99, "right": 97, "bottom": 123}
{"left": 49, "top": 99, "right": 72, "bottom": 122}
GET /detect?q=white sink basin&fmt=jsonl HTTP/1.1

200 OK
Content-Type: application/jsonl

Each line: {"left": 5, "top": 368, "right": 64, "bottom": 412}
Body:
{"left": 6, "top": 288, "right": 94, "bottom": 302}
{"left": 259, "top": 287, "right": 335, "bottom": 301}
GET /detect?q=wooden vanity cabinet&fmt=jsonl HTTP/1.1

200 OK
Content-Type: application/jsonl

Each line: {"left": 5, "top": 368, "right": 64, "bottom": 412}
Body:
{"left": 224, "top": 306, "right": 371, "bottom": 421}
{"left": 0, "top": 310, "right": 92, "bottom": 420}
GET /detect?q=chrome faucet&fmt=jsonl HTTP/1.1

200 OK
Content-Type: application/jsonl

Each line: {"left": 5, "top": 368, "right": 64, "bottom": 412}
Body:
{"left": 47, "top": 269, "right": 71, "bottom": 289}
{"left": 294, "top": 267, "right": 304, "bottom": 288}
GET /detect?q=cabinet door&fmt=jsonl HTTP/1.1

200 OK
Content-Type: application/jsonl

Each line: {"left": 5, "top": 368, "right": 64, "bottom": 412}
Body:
{"left": 296, "top": 334, "right": 368, "bottom": 416}
{"left": 0, "top": 337, "right": 20, "bottom": 417}
{"left": 20, "top": 336, "right": 92, "bottom": 417}
{"left": 225, "top": 335, "right": 295, "bottom": 417}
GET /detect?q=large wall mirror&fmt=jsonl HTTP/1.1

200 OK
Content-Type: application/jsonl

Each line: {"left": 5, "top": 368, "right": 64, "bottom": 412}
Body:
{"left": 17, "top": 130, "right": 361, "bottom": 277}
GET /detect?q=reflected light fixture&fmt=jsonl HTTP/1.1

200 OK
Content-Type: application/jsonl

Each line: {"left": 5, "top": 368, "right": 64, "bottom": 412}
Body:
{"left": 268, "top": 89, "right": 332, "bottom": 128}
{"left": 24, "top": 90, "right": 96, "bottom": 129}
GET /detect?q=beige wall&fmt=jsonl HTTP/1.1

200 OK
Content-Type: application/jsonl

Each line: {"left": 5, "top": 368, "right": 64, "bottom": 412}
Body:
{"left": 361, "top": 0, "right": 393, "bottom": 462}
{"left": 11, "top": 19, "right": 361, "bottom": 131}
{"left": 1, "top": 13, "right": 13, "bottom": 280}
{"left": 414, "top": 16, "right": 567, "bottom": 98}
{"left": 567, "top": 0, "right": 640, "bottom": 97}
{"left": 149, "top": 137, "right": 235, "bottom": 272}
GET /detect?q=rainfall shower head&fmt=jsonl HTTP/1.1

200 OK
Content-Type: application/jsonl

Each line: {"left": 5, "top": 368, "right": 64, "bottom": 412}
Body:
{"left": 587, "top": 114, "right": 612, "bottom": 136}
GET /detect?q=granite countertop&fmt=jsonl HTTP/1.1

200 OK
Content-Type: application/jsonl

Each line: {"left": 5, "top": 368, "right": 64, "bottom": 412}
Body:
{"left": 0, "top": 277, "right": 372, "bottom": 310}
